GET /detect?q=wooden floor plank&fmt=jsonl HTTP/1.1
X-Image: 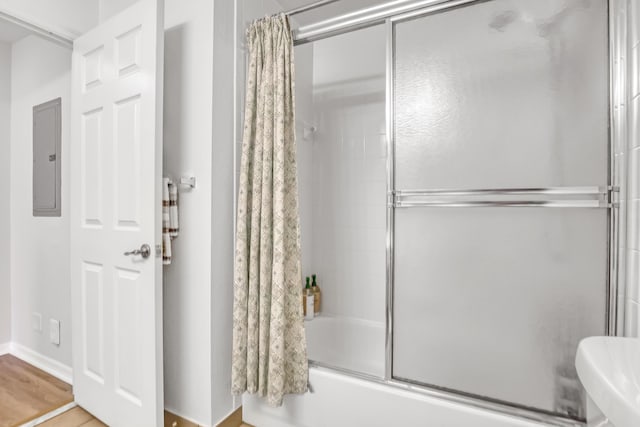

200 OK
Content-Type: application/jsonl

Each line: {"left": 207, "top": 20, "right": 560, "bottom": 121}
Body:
{"left": 38, "top": 407, "right": 94, "bottom": 427}
{"left": 78, "top": 418, "right": 108, "bottom": 427}
{"left": 0, "top": 354, "right": 73, "bottom": 427}
{"left": 42, "top": 406, "right": 258, "bottom": 427}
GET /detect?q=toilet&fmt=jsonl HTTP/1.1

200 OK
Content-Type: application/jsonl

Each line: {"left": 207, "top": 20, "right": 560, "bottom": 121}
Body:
{"left": 575, "top": 337, "right": 640, "bottom": 427}
{"left": 585, "top": 395, "right": 614, "bottom": 427}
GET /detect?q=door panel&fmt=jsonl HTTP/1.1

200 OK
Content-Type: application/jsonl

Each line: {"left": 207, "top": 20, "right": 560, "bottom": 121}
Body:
{"left": 82, "top": 262, "right": 104, "bottom": 383}
{"left": 81, "top": 108, "right": 103, "bottom": 226}
{"left": 71, "top": 1, "right": 164, "bottom": 425}
{"left": 114, "top": 95, "right": 142, "bottom": 229}
{"left": 393, "top": 0, "right": 608, "bottom": 190}
{"left": 391, "top": 0, "right": 610, "bottom": 420}
{"left": 392, "top": 207, "right": 608, "bottom": 416}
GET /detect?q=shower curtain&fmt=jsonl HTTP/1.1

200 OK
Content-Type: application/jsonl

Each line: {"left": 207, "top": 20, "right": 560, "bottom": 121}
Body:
{"left": 232, "top": 14, "right": 308, "bottom": 407}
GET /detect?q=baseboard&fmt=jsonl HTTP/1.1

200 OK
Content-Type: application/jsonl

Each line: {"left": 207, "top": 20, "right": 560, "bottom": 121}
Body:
{"left": 164, "top": 407, "right": 207, "bottom": 427}
{"left": 0, "top": 342, "right": 10, "bottom": 356}
{"left": 216, "top": 407, "right": 243, "bottom": 427}
{"left": 9, "top": 342, "right": 73, "bottom": 385}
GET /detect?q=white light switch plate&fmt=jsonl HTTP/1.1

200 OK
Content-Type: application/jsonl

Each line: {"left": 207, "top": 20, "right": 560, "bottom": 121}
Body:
{"left": 50, "top": 319, "right": 60, "bottom": 345}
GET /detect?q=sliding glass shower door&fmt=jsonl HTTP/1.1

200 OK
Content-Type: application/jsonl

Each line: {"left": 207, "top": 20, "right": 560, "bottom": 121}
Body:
{"left": 391, "top": 0, "right": 610, "bottom": 420}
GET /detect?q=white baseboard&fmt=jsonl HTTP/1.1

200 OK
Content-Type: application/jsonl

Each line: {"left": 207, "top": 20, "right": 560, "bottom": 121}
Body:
{"left": 10, "top": 342, "right": 73, "bottom": 385}
{"left": 0, "top": 342, "right": 10, "bottom": 356}
{"left": 165, "top": 405, "right": 209, "bottom": 427}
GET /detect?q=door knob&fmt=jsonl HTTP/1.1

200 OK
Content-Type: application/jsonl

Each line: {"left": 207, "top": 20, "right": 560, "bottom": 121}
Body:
{"left": 124, "top": 244, "right": 151, "bottom": 259}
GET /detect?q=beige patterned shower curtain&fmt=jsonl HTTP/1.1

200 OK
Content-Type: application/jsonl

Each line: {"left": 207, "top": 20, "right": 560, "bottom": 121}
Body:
{"left": 232, "top": 14, "right": 308, "bottom": 407}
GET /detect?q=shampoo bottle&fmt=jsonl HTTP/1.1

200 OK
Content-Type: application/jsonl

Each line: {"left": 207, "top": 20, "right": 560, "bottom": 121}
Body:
{"left": 305, "top": 279, "right": 315, "bottom": 321}
{"left": 312, "top": 274, "right": 321, "bottom": 315}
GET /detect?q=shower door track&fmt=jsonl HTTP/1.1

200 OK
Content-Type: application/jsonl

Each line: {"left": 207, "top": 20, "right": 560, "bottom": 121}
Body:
{"left": 308, "top": 361, "right": 584, "bottom": 427}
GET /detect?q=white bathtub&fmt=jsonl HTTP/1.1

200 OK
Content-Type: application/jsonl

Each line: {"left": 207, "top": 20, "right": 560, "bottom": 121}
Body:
{"left": 305, "top": 314, "right": 385, "bottom": 377}
{"left": 243, "top": 315, "right": 555, "bottom": 427}
{"left": 243, "top": 368, "right": 555, "bottom": 427}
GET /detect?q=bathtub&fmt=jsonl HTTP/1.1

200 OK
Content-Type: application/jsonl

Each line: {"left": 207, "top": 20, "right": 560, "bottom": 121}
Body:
{"left": 243, "top": 315, "right": 556, "bottom": 427}
{"left": 305, "top": 314, "right": 385, "bottom": 377}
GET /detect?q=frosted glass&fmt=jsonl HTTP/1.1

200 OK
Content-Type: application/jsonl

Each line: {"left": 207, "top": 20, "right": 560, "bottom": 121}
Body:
{"left": 394, "top": 0, "right": 609, "bottom": 190}
{"left": 392, "top": 207, "right": 608, "bottom": 418}
{"left": 392, "top": 0, "right": 610, "bottom": 419}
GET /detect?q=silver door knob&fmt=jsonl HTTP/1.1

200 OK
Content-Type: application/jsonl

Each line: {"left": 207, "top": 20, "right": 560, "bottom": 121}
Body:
{"left": 124, "top": 244, "right": 151, "bottom": 259}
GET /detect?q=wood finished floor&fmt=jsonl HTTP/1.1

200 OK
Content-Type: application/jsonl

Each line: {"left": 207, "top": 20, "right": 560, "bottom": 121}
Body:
{"left": 0, "top": 353, "right": 253, "bottom": 427}
{"left": 38, "top": 406, "right": 106, "bottom": 427}
{"left": 0, "top": 354, "right": 74, "bottom": 427}
{"left": 44, "top": 407, "right": 253, "bottom": 427}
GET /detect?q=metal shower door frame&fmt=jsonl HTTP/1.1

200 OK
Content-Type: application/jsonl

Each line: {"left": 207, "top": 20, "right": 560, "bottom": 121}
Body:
{"left": 279, "top": 0, "right": 625, "bottom": 425}
{"left": 383, "top": 0, "right": 625, "bottom": 424}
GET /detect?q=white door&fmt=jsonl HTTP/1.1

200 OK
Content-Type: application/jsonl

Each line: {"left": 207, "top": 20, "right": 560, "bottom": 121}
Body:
{"left": 70, "top": 0, "right": 164, "bottom": 425}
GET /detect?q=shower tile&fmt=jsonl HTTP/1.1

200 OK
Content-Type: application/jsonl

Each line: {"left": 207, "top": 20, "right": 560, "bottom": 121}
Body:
{"left": 615, "top": 106, "right": 627, "bottom": 155}
{"left": 632, "top": 44, "right": 640, "bottom": 100}
{"left": 630, "top": 149, "right": 640, "bottom": 200}
{"left": 615, "top": 154, "right": 626, "bottom": 202}
{"left": 365, "top": 133, "right": 387, "bottom": 160}
{"left": 619, "top": 247, "right": 627, "bottom": 302}
{"left": 631, "top": 96, "right": 640, "bottom": 149}
{"left": 632, "top": 0, "right": 640, "bottom": 48}
{"left": 629, "top": 200, "right": 640, "bottom": 250}
{"left": 628, "top": 250, "right": 640, "bottom": 302}
{"left": 618, "top": 294, "right": 627, "bottom": 333}
{"left": 620, "top": 200, "right": 627, "bottom": 254}
{"left": 625, "top": 299, "right": 639, "bottom": 337}
{"left": 364, "top": 181, "right": 386, "bottom": 207}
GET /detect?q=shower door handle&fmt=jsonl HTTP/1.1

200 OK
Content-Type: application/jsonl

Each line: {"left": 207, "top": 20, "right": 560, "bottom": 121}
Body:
{"left": 124, "top": 244, "right": 151, "bottom": 259}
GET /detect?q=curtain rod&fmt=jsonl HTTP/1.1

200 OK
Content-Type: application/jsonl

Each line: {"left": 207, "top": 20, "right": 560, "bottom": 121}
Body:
{"left": 285, "top": 0, "right": 341, "bottom": 16}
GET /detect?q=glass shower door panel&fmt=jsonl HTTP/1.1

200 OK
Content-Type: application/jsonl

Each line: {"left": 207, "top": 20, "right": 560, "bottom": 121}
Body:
{"left": 392, "top": 207, "right": 608, "bottom": 417}
{"left": 299, "top": 24, "right": 388, "bottom": 378}
{"left": 394, "top": 0, "right": 608, "bottom": 190}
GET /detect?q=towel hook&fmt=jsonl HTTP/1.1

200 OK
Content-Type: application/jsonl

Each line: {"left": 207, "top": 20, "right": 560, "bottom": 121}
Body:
{"left": 178, "top": 175, "right": 196, "bottom": 189}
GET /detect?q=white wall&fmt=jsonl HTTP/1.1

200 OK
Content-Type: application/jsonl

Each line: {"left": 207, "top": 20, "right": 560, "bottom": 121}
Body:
{"left": 0, "top": 0, "right": 98, "bottom": 39}
{"left": 2, "top": 2, "right": 244, "bottom": 425}
{"left": 211, "top": 0, "right": 238, "bottom": 424}
{"left": 98, "top": 0, "right": 138, "bottom": 23}
{"left": 0, "top": 41, "right": 11, "bottom": 345}
{"left": 162, "top": 0, "right": 214, "bottom": 424}
{"left": 10, "top": 35, "right": 71, "bottom": 366}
